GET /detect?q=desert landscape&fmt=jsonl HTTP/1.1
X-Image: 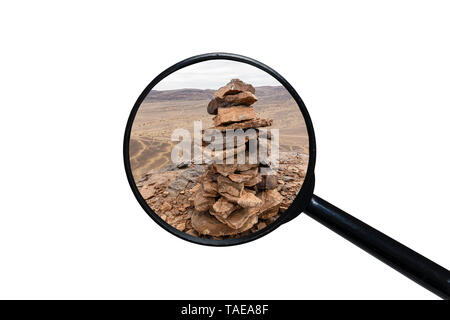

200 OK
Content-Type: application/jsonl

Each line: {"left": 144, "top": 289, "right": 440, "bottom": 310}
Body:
{"left": 130, "top": 85, "right": 308, "bottom": 180}
{"left": 129, "top": 81, "right": 309, "bottom": 239}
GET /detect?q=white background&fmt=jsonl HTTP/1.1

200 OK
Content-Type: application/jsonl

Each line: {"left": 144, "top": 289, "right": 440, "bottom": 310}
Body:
{"left": 0, "top": 1, "right": 449, "bottom": 300}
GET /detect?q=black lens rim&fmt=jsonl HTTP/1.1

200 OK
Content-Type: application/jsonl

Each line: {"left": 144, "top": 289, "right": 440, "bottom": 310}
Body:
{"left": 123, "top": 52, "right": 317, "bottom": 246}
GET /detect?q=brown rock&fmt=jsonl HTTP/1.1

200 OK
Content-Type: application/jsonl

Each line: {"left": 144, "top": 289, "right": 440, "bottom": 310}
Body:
{"left": 161, "top": 201, "right": 172, "bottom": 212}
{"left": 244, "top": 174, "right": 262, "bottom": 187}
{"left": 202, "top": 179, "right": 218, "bottom": 197}
{"left": 203, "top": 190, "right": 218, "bottom": 198}
{"left": 236, "top": 213, "right": 259, "bottom": 233}
{"left": 213, "top": 106, "right": 256, "bottom": 126}
{"left": 228, "top": 167, "right": 258, "bottom": 183}
{"left": 139, "top": 186, "right": 155, "bottom": 200}
{"left": 236, "top": 191, "right": 262, "bottom": 208}
{"left": 191, "top": 210, "right": 258, "bottom": 236}
{"left": 193, "top": 191, "right": 215, "bottom": 212}
{"left": 217, "top": 175, "right": 244, "bottom": 197}
{"left": 207, "top": 91, "right": 258, "bottom": 115}
{"left": 214, "top": 79, "right": 255, "bottom": 99}
{"left": 214, "top": 150, "right": 261, "bottom": 170}
{"left": 189, "top": 183, "right": 201, "bottom": 194}
{"left": 212, "top": 163, "right": 237, "bottom": 176}
{"left": 217, "top": 206, "right": 260, "bottom": 229}
{"left": 214, "top": 118, "right": 273, "bottom": 131}
{"left": 210, "top": 197, "right": 238, "bottom": 220}
{"left": 236, "top": 157, "right": 259, "bottom": 171}
{"left": 220, "top": 189, "right": 262, "bottom": 208}
{"left": 206, "top": 143, "right": 246, "bottom": 162}
{"left": 239, "top": 166, "right": 259, "bottom": 176}
{"left": 258, "top": 189, "right": 283, "bottom": 216}
{"left": 223, "top": 91, "right": 257, "bottom": 104}
{"left": 203, "top": 130, "right": 254, "bottom": 150}
{"left": 220, "top": 191, "right": 240, "bottom": 203}
{"left": 140, "top": 170, "right": 179, "bottom": 191}
{"left": 228, "top": 173, "right": 252, "bottom": 183}
{"left": 175, "top": 221, "right": 186, "bottom": 231}
{"left": 204, "top": 134, "right": 248, "bottom": 149}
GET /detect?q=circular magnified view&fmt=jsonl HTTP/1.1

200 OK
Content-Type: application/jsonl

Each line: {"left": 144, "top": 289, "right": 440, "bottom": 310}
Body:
{"left": 129, "top": 59, "right": 309, "bottom": 240}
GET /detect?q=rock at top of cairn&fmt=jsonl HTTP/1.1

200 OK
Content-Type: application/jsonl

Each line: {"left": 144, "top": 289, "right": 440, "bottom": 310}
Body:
{"left": 207, "top": 79, "right": 257, "bottom": 115}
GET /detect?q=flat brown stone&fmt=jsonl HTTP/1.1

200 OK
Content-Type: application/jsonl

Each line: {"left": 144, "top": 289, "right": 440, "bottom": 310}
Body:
{"left": 212, "top": 151, "right": 264, "bottom": 169}
{"left": 213, "top": 106, "right": 256, "bottom": 126}
{"left": 191, "top": 210, "right": 258, "bottom": 236}
{"left": 203, "top": 132, "right": 249, "bottom": 149}
{"left": 221, "top": 189, "right": 262, "bottom": 208}
{"left": 236, "top": 160, "right": 259, "bottom": 172}
{"left": 202, "top": 179, "right": 218, "bottom": 197}
{"left": 228, "top": 167, "right": 258, "bottom": 183}
{"left": 193, "top": 191, "right": 215, "bottom": 212}
{"left": 244, "top": 174, "right": 262, "bottom": 187}
{"left": 228, "top": 173, "right": 252, "bottom": 183}
{"left": 212, "top": 163, "right": 237, "bottom": 176}
{"left": 216, "top": 205, "right": 260, "bottom": 230}
{"left": 210, "top": 197, "right": 238, "bottom": 220}
{"left": 220, "top": 191, "right": 239, "bottom": 203}
{"left": 258, "top": 189, "right": 283, "bottom": 216}
{"left": 205, "top": 143, "right": 246, "bottom": 163}
{"left": 139, "top": 186, "right": 155, "bottom": 200}
{"left": 214, "top": 79, "right": 255, "bottom": 99}
{"left": 207, "top": 91, "right": 257, "bottom": 115}
{"left": 225, "top": 91, "right": 257, "bottom": 103}
{"left": 161, "top": 201, "right": 172, "bottom": 212}
{"left": 202, "top": 179, "right": 218, "bottom": 194}
{"left": 236, "top": 191, "right": 262, "bottom": 208}
{"left": 189, "top": 183, "right": 201, "bottom": 194}
{"left": 217, "top": 175, "right": 244, "bottom": 197}
{"left": 214, "top": 118, "right": 273, "bottom": 131}
{"left": 239, "top": 166, "right": 259, "bottom": 176}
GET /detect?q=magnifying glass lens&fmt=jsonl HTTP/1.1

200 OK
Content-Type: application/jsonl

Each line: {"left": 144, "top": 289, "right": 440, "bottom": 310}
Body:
{"left": 129, "top": 60, "right": 309, "bottom": 240}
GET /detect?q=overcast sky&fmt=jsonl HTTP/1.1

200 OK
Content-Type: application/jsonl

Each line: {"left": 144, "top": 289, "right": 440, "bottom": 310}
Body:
{"left": 152, "top": 60, "right": 281, "bottom": 90}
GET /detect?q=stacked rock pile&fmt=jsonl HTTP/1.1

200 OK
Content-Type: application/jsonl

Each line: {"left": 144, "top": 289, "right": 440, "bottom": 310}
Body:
{"left": 190, "top": 79, "right": 284, "bottom": 237}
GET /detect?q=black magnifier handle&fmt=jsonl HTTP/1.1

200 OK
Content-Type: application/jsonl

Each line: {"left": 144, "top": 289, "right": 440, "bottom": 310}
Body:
{"left": 304, "top": 194, "right": 450, "bottom": 299}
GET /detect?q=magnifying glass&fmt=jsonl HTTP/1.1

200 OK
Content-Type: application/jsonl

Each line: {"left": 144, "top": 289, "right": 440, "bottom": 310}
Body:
{"left": 124, "top": 53, "right": 450, "bottom": 299}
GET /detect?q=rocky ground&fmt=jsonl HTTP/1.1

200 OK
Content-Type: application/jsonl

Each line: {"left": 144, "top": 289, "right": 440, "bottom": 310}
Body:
{"left": 136, "top": 151, "right": 308, "bottom": 239}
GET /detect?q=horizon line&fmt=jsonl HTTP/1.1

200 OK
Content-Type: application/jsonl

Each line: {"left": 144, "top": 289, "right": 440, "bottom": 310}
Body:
{"left": 149, "top": 84, "right": 284, "bottom": 92}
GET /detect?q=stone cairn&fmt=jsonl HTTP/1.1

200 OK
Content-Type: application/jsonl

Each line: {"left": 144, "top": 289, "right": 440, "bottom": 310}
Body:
{"left": 190, "top": 79, "right": 284, "bottom": 237}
